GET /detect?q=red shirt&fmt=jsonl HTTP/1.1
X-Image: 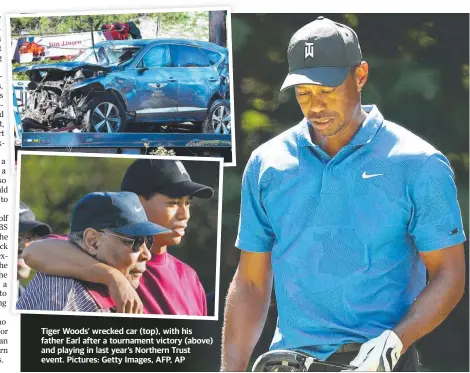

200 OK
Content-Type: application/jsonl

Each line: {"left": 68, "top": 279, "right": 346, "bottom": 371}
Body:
{"left": 137, "top": 252, "right": 207, "bottom": 316}
{"left": 83, "top": 281, "right": 117, "bottom": 312}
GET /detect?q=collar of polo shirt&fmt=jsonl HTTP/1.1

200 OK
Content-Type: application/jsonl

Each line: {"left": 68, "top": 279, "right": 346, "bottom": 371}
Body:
{"left": 297, "top": 105, "right": 383, "bottom": 149}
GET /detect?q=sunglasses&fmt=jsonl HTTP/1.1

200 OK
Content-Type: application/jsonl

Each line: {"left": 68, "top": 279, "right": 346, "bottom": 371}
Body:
{"left": 99, "top": 230, "right": 154, "bottom": 252}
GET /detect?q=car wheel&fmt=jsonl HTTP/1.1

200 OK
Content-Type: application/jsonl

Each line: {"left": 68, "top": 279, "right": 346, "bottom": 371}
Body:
{"left": 82, "top": 92, "right": 127, "bottom": 133}
{"left": 202, "top": 100, "right": 230, "bottom": 134}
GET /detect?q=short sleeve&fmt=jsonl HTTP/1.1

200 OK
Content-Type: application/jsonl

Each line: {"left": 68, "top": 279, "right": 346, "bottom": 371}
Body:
{"left": 409, "top": 153, "right": 466, "bottom": 252}
{"left": 235, "top": 154, "right": 275, "bottom": 252}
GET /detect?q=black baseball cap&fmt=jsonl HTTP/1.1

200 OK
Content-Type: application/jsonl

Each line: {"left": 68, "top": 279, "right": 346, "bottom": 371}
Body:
{"left": 70, "top": 192, "right": 170, "bottom": 236}
{"left": 121, "top": 159, "right": 214, "bottom": 199}
{"left": 19, "top": 202, "right": 52, "bottom": 236}
{"left": 280, "top": 16, "right": 362, "bottom": 91}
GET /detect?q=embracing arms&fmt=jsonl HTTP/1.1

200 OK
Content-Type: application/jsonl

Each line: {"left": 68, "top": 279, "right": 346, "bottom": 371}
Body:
{"left": 23, "top": 238, "right": 143, "bottom": 313}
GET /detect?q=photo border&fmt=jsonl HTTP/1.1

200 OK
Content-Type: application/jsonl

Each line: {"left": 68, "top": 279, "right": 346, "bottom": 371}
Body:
{"left": 13, "top": 149, "right": 224, "bottom": 321}
{"left": 6, "top": 6, "right": 236, "bottom": 171}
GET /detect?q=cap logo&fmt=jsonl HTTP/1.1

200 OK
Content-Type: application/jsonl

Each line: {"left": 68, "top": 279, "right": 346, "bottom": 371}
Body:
{"left": 134, "top": 205, "right": 142, "bottom": 212}
{"left": 175, "top": 161, "right": 188, "bottom": 176}
{"left": 304, "top": 42, "right": 314, "bottom": 59}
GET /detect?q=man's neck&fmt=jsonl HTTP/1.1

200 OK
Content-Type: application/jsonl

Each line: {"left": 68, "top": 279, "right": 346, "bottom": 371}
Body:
{"left": 151, "top": 244, "right": 167, "bottom": 255}
{"left": 311, "top": 107, "right": 367, "bottom": 157}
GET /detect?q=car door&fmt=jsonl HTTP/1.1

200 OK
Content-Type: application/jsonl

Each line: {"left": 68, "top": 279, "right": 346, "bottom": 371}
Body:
{"left": 201, "top": 47, "right": 229, "bottom": 99}
{"left": 133, "top": 44, "right": 178, "bottom": 122}
{"left": 169, "top": 44, "right": 219, "bottom": 121}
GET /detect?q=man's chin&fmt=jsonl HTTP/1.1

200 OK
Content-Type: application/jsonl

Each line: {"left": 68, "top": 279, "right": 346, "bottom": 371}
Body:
{"left": 157, "top": 236, "right": 183, "bottom": 248}
{"left": 170, "top": 237, "right": 183, "bottom": 245}
{"left": 154, "top": 232, "right": 183, "bottom": 248}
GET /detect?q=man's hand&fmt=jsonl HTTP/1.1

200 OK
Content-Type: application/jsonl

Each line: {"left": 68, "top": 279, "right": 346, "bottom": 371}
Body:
{"left": 107, "top": 271, "right": 143, "bottom": 314}
{"left": 349, "top": 330, "right": 403, "bottom": 371}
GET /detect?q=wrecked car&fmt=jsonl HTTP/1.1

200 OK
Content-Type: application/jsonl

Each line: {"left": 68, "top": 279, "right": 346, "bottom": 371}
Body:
{"left": 14, "top": 39, "right": 231, "bottom": 133}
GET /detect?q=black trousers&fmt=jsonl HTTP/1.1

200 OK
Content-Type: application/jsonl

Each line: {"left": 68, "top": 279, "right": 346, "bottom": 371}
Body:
{"left": 307, "top": 345, "right": 421, "bottom": 372}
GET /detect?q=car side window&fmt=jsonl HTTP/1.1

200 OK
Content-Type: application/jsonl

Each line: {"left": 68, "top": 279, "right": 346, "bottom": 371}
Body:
{"left": 201, "top": 48, "right": 223, "bottom": 66}
{"left": 169, "top": 45, "right": 210, "bottom": 68}
{"left": 140, "top": 45, "right": 171, "bottom": 68}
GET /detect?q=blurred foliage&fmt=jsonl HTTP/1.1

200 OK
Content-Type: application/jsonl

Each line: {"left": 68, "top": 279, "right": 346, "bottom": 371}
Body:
{"left": 220, "top": 14, "right": 469, "bottom": 372}
{"left": 19, "top": 155, "right": 220, "bottom": 301}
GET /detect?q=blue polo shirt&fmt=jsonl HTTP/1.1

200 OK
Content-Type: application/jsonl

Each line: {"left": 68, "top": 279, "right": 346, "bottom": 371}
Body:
{"left": 236, "top": 105, "right": 465, "bottom": 360}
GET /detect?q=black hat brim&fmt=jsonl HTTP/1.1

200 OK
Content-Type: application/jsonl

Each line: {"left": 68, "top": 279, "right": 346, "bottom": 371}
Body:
{"left": 280, "top": 66, "right": 350, "bottom": 91}
{"left": 157, "top": 180, "right": 214, "bottom": 199}
{"left": 19, "top": 220, "right": 52, "bottom": 236}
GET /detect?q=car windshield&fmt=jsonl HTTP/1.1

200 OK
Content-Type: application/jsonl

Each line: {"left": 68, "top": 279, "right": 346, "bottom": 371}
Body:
{"left": 73, "top": 45, "right": 142, "bottom": 66}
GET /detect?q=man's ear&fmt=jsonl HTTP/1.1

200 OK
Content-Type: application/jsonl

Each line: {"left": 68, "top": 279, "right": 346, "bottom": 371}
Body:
{"left": 355, "top": 61, "right": 369, "bottom": 92}
{"left": 82, "top": 228, "right": 100, "bottom": 257}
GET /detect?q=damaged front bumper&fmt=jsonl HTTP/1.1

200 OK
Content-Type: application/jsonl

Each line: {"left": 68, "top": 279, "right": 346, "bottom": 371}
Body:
{"left": 14, "top": 63, "right": 110, "bottom": 131}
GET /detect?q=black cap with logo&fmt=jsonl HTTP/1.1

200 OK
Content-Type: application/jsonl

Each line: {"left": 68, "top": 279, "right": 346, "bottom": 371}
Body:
{"left": 121, "top": 159, "right": 214, "bottom": 199}
{"left": 281, "top": 16, "right": 362, "bottom": 91}
{"left": 19, "top": 202, "right": 52, "bottom": 236}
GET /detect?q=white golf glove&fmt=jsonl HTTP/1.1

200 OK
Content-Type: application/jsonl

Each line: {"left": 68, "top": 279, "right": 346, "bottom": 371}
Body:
{"left": 349, "top": 330, "right": 403, "bottom": 371}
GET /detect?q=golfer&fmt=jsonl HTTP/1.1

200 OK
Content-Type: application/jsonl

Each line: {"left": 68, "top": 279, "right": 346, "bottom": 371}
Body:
{"left": 221, "top": 17, "right": 465, "bottom": 372}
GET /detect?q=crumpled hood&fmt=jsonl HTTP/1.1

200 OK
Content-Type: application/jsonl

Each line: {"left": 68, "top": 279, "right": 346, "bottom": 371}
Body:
{"left": 13, "top": 61, "right": 110, "bottom": 75}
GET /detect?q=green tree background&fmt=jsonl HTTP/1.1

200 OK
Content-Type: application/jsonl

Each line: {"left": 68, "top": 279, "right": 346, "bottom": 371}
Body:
{"left": 19, "top": 154, "right": 220, "bottom": 315}
{"left": 9, "top": 12, "right": 206, "bottom": 36}
{"left": 217, "top": 14, "right": 468, "bottom": 371}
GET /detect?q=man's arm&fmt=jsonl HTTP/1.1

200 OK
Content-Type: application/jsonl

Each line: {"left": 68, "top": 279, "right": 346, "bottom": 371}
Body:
{"left": 349, "top": 243, "right": 465, "bottom": 371}
{"left": 351, "top": 153, "right": 466, "bottom": 371}
{"left": 221, "top": 250, "right": 273, "bottom": 371}
{"left": 393, "top": 243, "right": 465, "bottom": 352}
{"left": 23, "top": 238, "right": 143, "bottom": 313}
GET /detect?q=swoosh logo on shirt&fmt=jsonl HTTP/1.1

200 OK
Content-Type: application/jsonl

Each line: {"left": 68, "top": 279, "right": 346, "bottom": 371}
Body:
{"left": 134, "top": 206, "right": 142, "bottom": 212}
{"left": 362, "top": 172, "right": 384, "bottom": 179}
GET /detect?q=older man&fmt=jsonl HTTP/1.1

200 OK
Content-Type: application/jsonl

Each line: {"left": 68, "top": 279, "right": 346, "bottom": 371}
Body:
{"left": 23, "top": 159, "right": 214, "bottom": 315}
{"left": 221, "top": 17, "right": 465, "bottom": 372}
{"left": 17, "top": 192, "right": 168, "bottom": 312}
